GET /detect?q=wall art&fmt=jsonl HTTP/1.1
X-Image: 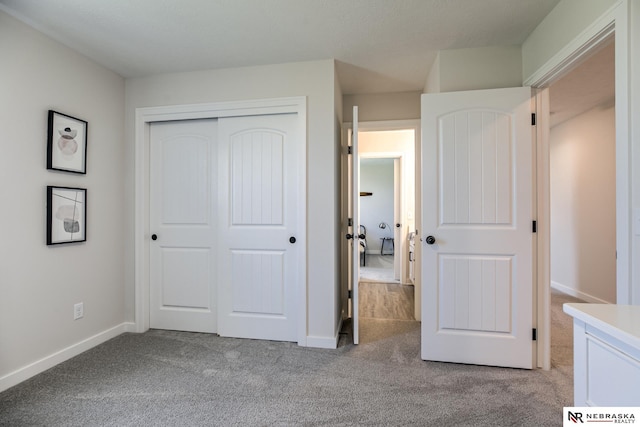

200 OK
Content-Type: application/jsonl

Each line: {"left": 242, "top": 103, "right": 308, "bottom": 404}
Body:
{"left": 47, "top": 186, "right": 87, "bottom": 245}
{"left": 47, "top": 110, "right": 88, "bottom": 174}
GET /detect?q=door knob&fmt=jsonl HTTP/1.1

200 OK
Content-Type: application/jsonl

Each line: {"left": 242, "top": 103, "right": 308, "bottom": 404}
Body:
{"left": 425, "top": 236, "right": 436, "bottom": 245}
{"left": 345, "top": 233, "right": 354, "bottom": 240}
{"left": 289, "top": 236, "right": 296, "bottom": 244}
{"left": 151, "top": 234, "right": 158, "bottom": 241}
{"left": 396, "top": 223, "right": 401, "bottom": 228}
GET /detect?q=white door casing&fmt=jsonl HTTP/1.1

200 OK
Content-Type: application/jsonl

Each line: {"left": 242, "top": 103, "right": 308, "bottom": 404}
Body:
{"left": 421, "top": 87, "right": 534, "bottom": 369}
{"left": 217, "top": 113, "right": 300, "bottom": 342}
{"left": 149, "top": 119, "right": 218, "bottom": 333}
{"left": 350, "top": 106, "right": 361, "bottom": 344}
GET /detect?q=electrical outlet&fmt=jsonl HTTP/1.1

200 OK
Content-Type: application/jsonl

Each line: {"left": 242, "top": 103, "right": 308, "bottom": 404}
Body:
{"left": 74, "top": 302, "right": 84, "bottom": 320}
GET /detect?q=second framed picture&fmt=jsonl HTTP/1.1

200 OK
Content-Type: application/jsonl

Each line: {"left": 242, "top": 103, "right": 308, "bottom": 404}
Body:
{"left": 47, "top": 186, "right": 87, "bottom": 245}
{"left": 47, "top": 110, "right": 88, "bottom": 174}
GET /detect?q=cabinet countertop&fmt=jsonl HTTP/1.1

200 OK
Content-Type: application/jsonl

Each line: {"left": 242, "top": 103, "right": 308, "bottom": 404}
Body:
{"left": 563, "top": 303, "right": 640, "bottom": 350}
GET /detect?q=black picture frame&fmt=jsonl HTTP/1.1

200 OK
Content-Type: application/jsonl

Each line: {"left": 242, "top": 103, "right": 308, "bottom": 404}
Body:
{"left": 47, "top": 186, "right": 87, "bottom": 245}
{"left": 47, "top": 110, "right": 88, "bottom": 174}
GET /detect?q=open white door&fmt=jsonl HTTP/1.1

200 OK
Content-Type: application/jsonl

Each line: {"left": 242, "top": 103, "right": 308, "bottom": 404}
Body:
{"left": 421, "top": 87, "right": 534, "bottom": 369}
{"left": 350, "top": 106, "right": 361, "bottom": 344}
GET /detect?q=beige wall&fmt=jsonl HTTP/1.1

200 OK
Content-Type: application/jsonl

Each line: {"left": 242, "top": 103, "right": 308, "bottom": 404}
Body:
{"left": 0, "top": 11, "right": 126, "bottom": 385}
{"left": 125, "top": 60, "right": 341, "bottom": 345}
{"left": 550, "top": 106, "right": 616, "bottom": 303}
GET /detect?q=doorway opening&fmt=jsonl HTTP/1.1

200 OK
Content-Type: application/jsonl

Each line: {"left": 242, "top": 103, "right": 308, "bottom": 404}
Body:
{"left": 342, "top": 123, "right": 420, "bottom": 344}
{"left": 548, "top": 38, "right": 616, "bottom": 304}
{"left": 527, "top": 9, "right": 630, "bottom": 369}
{"left": 547, "top": 37, "right": 616, "bottom": 367}
{"left": 359, "top": 157, "right": 400, "bottom": 284}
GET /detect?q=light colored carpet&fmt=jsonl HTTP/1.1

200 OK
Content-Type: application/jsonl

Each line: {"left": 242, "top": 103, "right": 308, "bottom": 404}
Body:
{"left": 0, "top": 290, "right": 582, "bottom": 426}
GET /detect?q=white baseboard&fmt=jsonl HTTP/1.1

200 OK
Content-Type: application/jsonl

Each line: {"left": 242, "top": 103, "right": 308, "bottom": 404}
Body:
{"left": 306, "top": 317, "right": 342, "bottom": 349}
{"left": 551, "top": 281, "right": 611, "bottom": 304}
{"left": 0, "top": 322, "right": 135, "bottom": 393}
{"left": 305, "top": 335, "right": 338, "bottom": 349}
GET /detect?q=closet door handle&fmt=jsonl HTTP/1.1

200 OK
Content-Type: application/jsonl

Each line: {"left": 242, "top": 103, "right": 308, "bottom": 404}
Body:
{"left": 289, "top": 236, "right": 296, "bottom": 244}
{"left": 151, "top": 234, "right": 158, "bottom": 241}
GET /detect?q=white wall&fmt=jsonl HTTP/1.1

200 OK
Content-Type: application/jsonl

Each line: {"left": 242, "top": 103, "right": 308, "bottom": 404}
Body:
{"left": 523, "top": 0, "right": 640, "bottom": 304}
{"left": 0, "top": 11, "right": 126, "bottom": 389}
{"left": 343, "top": 92, "right": 421, "bottom": 122}
{"left": 522, "top": 0, "right": 619, "bottom": 81}
{"left": 550, "top": 106, "right": 616, "bottom": 303}
{"left": 333, "top": 66, "right": 344, "bottom": 339}
{"left": 124, "top": 60, "right": 341, "bottom": 345}
{"left": 424, "top": 52, "right": 441, "bottom": 93}
{"left": 360, "top": 159, "right": 395, "bottom": 253}
{"left": 630, "top": 0, "right": 640, "bottom": 304}
{"left": 426, "top": 46, "right": 523, "bottom": 93}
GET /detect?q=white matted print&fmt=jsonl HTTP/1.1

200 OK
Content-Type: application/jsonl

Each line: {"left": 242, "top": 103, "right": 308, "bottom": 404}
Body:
{"left": 47, "top": 186, "right": 86, "bottom": 245}
{"left": 47, "top": 110, "right": 88, "bottom": 174}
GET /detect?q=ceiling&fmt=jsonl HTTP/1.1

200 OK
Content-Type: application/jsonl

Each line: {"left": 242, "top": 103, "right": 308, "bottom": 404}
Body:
{"left": 0, "top": 0, "right": 561, "bottom": 94}
{"left": 549, "top": 39, "right": 615, "bottom": 127}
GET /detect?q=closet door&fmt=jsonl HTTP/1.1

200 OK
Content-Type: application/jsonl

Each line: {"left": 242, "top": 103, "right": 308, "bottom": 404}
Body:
{"left": 217, "top": 113, "right": 301, "bottom": 342}
{"left": 149, "top": 119, "right": 218, "bottom": 333}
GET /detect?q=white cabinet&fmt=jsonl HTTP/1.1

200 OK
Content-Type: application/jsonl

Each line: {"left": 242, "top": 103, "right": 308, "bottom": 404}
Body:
{"left": 563, "top": 303, "right": 640, "bottom": 406}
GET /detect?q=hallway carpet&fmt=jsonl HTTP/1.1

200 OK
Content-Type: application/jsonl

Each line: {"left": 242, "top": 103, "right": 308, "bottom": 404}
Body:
{"left": 0, "top": 291, "right": 581, "bottom": 426}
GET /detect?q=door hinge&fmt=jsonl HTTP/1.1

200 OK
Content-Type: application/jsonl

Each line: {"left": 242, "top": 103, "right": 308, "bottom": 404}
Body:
{"left": 531, "top": 113, "right": 536, "bottom": 126}
{"left": 532, "top": 220, "right": 537, "bottom": 233}
{"left": 348, "top": 146, "right": 353, "bottom": 155}
{"left": 348, "top": 290, "right": 352, "bottom": 299}
{"left": 532, "top": 328, "right": 537, "bottom": 341}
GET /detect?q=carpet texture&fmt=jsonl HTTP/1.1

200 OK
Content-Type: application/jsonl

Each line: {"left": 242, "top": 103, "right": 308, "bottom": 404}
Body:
{"left": 0, "top": 290, "right": 582, "bottom": 426}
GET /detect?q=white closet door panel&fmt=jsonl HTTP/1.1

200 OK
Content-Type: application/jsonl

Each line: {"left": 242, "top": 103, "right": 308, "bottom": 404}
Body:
{"left": 161, "top": 248, "right": 211, "bottom": 309}
{"left": 231, "top": 131, "right": 284, "bottom": 225}
{"left": 161, "top": 138, "right": 209, "bottom": 224}
{"left": 150, "top": 119, "right": 218, "bottom": 333}
{"left": 218, "top": 113, "right": 299, "bottom": 342}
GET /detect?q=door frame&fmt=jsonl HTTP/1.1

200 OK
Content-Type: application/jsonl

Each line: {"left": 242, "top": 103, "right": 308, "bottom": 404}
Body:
{"left": 524, "top": 2, "right": 630, "bottom": 369}
{"left": 133, "top": 97, "right": 308, "bottom": 346}
{"left": 340, "top": 119, "right": 421, "bottom": 321}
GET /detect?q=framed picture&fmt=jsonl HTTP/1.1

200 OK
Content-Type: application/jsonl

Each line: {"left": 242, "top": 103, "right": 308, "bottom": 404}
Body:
{"left": 47, "top": 110, "right": 88, "bottom": 174}
{"left": 47, "top": 186, "right": 87, "bottom": 245}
